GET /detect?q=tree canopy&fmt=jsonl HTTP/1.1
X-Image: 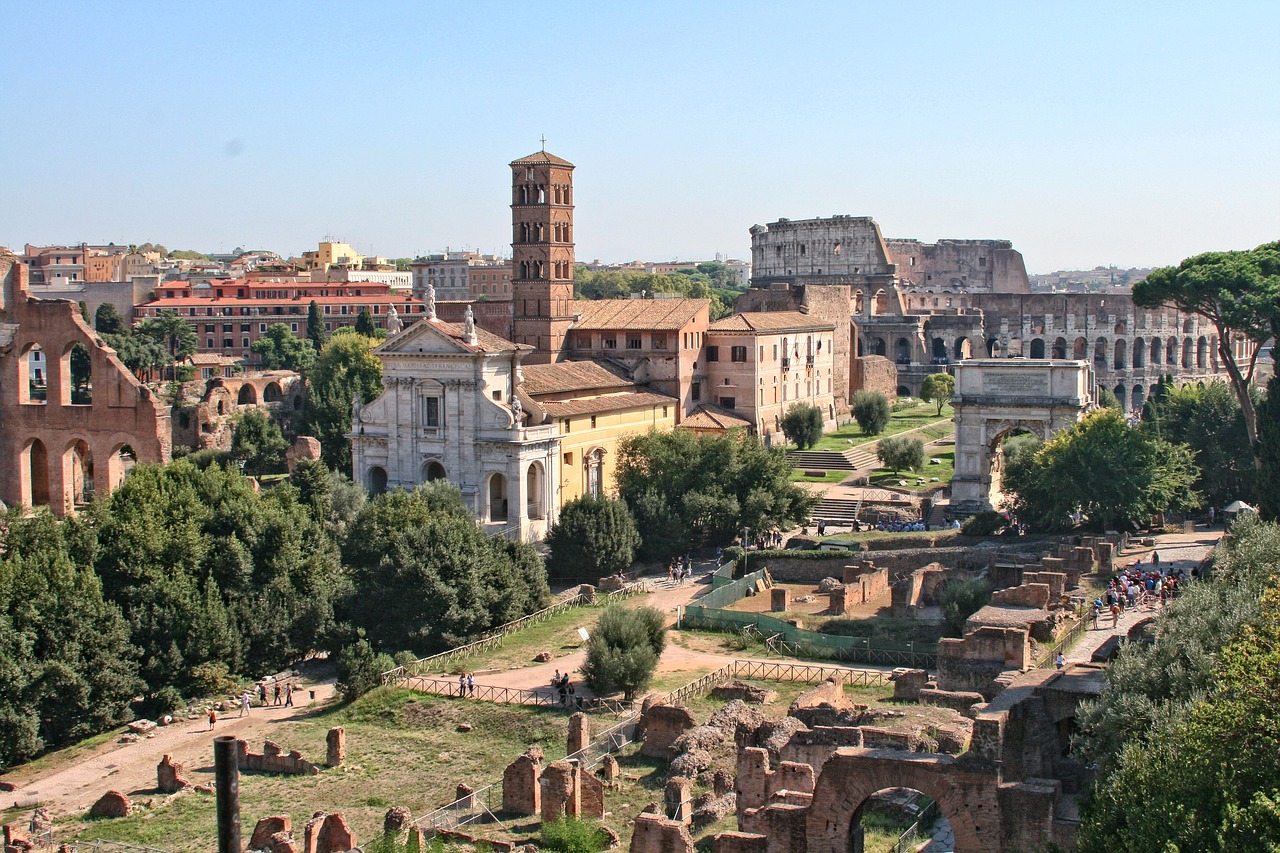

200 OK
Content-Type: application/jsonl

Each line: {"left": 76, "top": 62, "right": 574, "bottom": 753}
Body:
{"left": 580, "top": 604, "right": 666, "bottom": 700}
{"left": 780, "top": 403, "right": 824, "bottom": 450}
{"left": 876, "top": 435, "right": 925, "bottom": 474}
{"left": 545, "top": 495, "right": 640, "bottom": 581}
{"left": 573, "top": 265, "right": 746, "bottom": 320}
{"left": 920, "top": 372, "right": 955, "bottom": 416}
{"left": 1141, "top": 380, "right": 1255, "bottom": 509}
{"left": 851, "top": 390, "right": 891, "bottom": 436}
{"left": 302, "top": 331, "right": 383, "bottom": 473}
{"left": 307, "top": 300, "right": 328, "bottom": 350}
{"left": 250, "top": 323, "right": 316, "bottom": 372}
{"left": 94, "top": 302, "right": 126, "bottom": 335}
{"left": 338, "top": 483, "right": 551, "bottom": 654}
{"left": 1002, "top": 408, "right": 1199, "bottom": 531}
{"left": 615, "top": 429, "right": 816, "bottom": 561}
{"left": 230, "top": 410, "right": 289, "bottom": 476}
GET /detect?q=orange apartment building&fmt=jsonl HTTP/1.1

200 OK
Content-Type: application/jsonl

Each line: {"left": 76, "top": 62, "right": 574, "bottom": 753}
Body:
{"left": 136, "top": 279, "right": 426, "bottom": 360}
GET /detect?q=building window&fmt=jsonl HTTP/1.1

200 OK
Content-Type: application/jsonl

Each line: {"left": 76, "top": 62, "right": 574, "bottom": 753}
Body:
{"left": 720, "top": 396, "right": 735, "bottom": 409}
{"left": 604, "top": 336, "right": 616, "bottom": 349}
{"left": 259, "top": 323, "right": 267, "bottom": 333}
{"left": 242, "top": 337, "right": 249, "bottom": 348}
{"left": 662, "top": 406, "right": 668, "bottom": 418}
{"left": 691, "top": 382, "right": 701, "bottom": 401}
{"left": 423, "top": 396, "right": 441, "bottom": 427}
{"left": 240, "top": 324, "right": 250, "bottom": 333}
{"left": 206, "top": 338, "right": 214, "bottom": 348}
{"left": 223, "top": 324, "right": 232, "bottom": 332}
{"left": 706, "top": 346, "right": 719, "bottom": 362}
{"left": 291, "top": 322, "right": 298, "bottom": 332}
{"left": 590, "top": 416, "right": 597, "bottom": 428}
{"left": 563, "top": 452, "right": 573, "bottom": 466}
{"left": 627, "top": 336, "right": 642, "bottom": 350}
{"left": 561, "top": 418, "right": 571, "bottom": 433}
{"left": 731, "top": 346, "right": 747, "bottom": 362}
{"left": 652, "top": 334, "right": 666, "bottom": 350}
{"left": 223, "top": 338, "right": 233, "bottom": 348}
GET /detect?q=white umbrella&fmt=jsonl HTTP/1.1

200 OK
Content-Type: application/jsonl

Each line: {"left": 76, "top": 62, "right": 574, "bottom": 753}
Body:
{"left": 1224, "top": 500, "right": 1255, "bottom": 514}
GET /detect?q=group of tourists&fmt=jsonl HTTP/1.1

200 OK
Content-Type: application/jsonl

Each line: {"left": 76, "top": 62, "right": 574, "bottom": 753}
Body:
{"left": 1091, "top": 550, "right": 1185, "bottom": 628}
{"left": 550, "top": 670, "right": 578, "bottom": 707}
{"left": 667, "top": 555, "right": 694, "bottom": 584}
{"left": 207, "top": 679, "right": 296, "bottom": 729}
{"left": 456, "top": 672, "right": 477, "bottom": 696}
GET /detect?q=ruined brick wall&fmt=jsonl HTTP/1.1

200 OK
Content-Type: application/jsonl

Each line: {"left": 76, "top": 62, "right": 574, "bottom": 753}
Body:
{"left": 887, "top": 238, "right": 1031, "bottom": 295}
{"left": 850, "top": 354, "right": 898, "bottom": 397}
{"left": 937, "top": 627, "right": 1031, "bottom": 698}
{"left": 237, "top": 739, "right": 320, "bottom": 775}
{"left": 0, "top": 254, "right": 170, "bottom": 515}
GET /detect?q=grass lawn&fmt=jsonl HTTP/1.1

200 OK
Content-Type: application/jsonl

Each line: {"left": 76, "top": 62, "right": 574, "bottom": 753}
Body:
{"left": 431, "top": 604, "right": 604, "bottom": 675}
{"left": 54, "top": 689, "right": 575, "bottom": 853}
{"left": 792, "top": 469, "right": 854, "bottom": 484}
{"left": 867, "top": 446, "right": 955, "bottom": 492}
{"left": 796, "top": 404, "right": 954, "bottom": 453}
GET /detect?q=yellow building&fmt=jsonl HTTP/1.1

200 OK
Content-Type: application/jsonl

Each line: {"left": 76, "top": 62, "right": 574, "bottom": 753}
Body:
{"left": 301, "top": 241, "right": 365, "bottom": 271}
{"left": 520, "top": 362, "right": 678, "bottom": 504}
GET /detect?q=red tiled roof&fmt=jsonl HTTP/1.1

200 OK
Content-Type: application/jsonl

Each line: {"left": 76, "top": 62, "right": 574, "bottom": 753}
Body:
{"left": 509, "top": 150, "right": 575, "bottom": 168}
{"left": 708, "top": 311, "right": 834, "bottom": 333}
{"left": 520, "top": 361, "right": 634, "bottom": 396}
{"left": 680, "top": 404, "right": 754, "bottom": 430}
{"left": 538, "top": 390, "right": 676, "bottom": 417}
{"left": 571, "top": 298, "right": 709, "bottom": 331}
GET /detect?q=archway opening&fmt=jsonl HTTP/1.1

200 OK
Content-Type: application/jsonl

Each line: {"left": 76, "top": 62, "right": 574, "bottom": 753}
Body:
{"left": 238, "top": 384, "right": 258, "bottom": 405}
{"left": 989, "top": 428, "right": 1040, "bottom": 510}
{"left": 848, "top": 787, "right": 952, "bottom": 853}
{"left": 1114, "top": 339, "right": 1127, "bottom": 370}
{"left": 23, "top": 439, "right": 50, "bottom": 508}
{"left": 66, "top": 343, "right": 93, "bottom": 405}
{"left": 954, "top": 337, "right": 972, "bottom": 360}
{"left": 368, "top": 465, "right": 388, "bottom": 495}
{"left": 1166, "top": 337, "right": 1177, "bottom": 365}
{"left": 21, "top": 344, "right": 47, "bottom": 404}
{"left": 872, "top": 289, "right": 889, "bottom": 315}
{"left": 1029, "top": 338, "right": 1046, "bottom": 359}
{"left": 870, "top": 337, "right": 887, "bottom": 357}
{"left": 1150, "top": 337, "right": 1162, "bottom": 365}
{"left": 423, "top": 460, "right": 446, "bottom": 482}
{"left": 1197, "top": 336, "right": 1208, "bottom": 369}
{"left": 1131, "top": 385, "right": 1145, "bottom": 411}
{"left": 65, "top": 439, "right": 95, "bottom": 506}
{"left": 895, "top": 338, "right": 911, "bottom": 364}
{"left": 897, "top": 385, "right": 911, "bottom": 398}
{"left": 1094, "top": 337, "right": 1107, "bottom": 366}
{"left": 1072, "top": 336, "right": 1087, "bottom": 360}
{"left": 931, "top": 337, "right": 947, "bottom": 361}
{"left": 263, "top": 382, "right": 284, "bottom": 403}
{"left": 488, "top": 473, "right": 508, "bottom": 522}
{"left": 1181, "top": 338, "right": 1193, "bottom": 368}
{"left": 1132, "top": 337, "right": 1145, "bottom": 368}
{"left": 526, "top": 461, "right": 545, "bottom": 520}
{"left": 1052, "top": 337, "right": 1067, "bottom": 359}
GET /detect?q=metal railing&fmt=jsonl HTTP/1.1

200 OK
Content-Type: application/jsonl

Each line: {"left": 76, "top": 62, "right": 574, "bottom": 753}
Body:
{"left": 393, "top": 674, "right": 637, "bottom": 714}
{"left": 1035, "top": 616, "right": 1089, "bottom": 668}
{"left": 891, "top": 798, "right": 940, "bottom": 853}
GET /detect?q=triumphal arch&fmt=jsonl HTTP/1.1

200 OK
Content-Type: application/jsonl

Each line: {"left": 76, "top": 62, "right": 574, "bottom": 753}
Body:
{"left": 950, "top": 359, "right": 1094, "bottom": 515}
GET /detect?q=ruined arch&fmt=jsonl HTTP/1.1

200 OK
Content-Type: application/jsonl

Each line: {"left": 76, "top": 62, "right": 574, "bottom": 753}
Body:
{"left": 1052, "top": 337, "right": 1067, "bottom": 359}
{"left": 1182, "top": 337, "right": 1193, "bottom": 368}
{"left": 869, "top": 337, "right": 886, "bottom": 357}
{"left": 805, "top": 750, "right": 987, "bottom": 853}
{"left": 263, "top": 381, "right": 284, "bottom": 403}
{"left": 19, "top": 342, "right": 47, "bottom": 404}
{"left": 895, "top": 338, "right": 911, "bottom": 364}
{"left": 105, "top": 443, "right": 137, "bottom": 493}
{"left": 897, "top": 385, "right": 911, "bottom": 397}
{"left": 1094, "top": 337, "right": 1107, "bottom": 365}
{"left": 1166, "top": 336, "right": 1177, "bottom": 365}
{"left": 1197, "top": 335, "right": 1208, "bottom": 369}
{"left": 526, "top": 461, "right": 545, "bottom": 520}
{"left": 954, "top": 337, "right": 972, "bottom": 360}
{"left": 64, "top": 342, "right": 92, "bottom": 405}
{"left": 1150, "top": 337, "right": 1162, "bottom": 365}
{"left": 1183, "top": 318, "right": 1194, "bottom": 334}
{"left": 1132, "top": 385, "right": 1145, "bottom": 410}
{"left": 871, "top": 289, "right": 889, "bottom": 315}
{"left": 238, "top": 384, "right": 258, "bottom": 405}
{"left": 931, "top": 337, "right": 947, "bottom": 361}
{"left": 21, "top": 438, "right": 50, "bottom": 509}
{"left": 63, "top": 439, "right": 94, "bottom": 507}
{"left": 1072, "top": 336, "right": 1087, "bottom": 360}
{"left": 1029, "top": 338, "right": 1045, "bottom": 359}
{"left": 422, "top": 459, "right": 446, "bottom": 482}
{"left": 1132, "top": 337, "right": 1145, "bottom": 368}
{"left": 1114, "top": 338, "right": 1126, "bottom": 370}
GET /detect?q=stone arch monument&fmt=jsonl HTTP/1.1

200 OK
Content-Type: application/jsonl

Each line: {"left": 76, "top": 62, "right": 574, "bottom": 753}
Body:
{"left": 950, "top": 359, "right": 1093, "bottom": 515}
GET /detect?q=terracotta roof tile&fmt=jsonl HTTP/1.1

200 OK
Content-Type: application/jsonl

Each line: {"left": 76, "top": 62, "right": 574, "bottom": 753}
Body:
{"left": 509, "top": 150, "right": 575, "bottom": 168}
{"left": 538, "top": 390, "right": 676, "bottom": 417}
{"left": 707, "top": 311, "right": 834, "bottom": 333}
{"left": 571, "top": 298, "right": 709, "bottom": 331}
{"left": 680, "top": 404, "right": 754, "bottom": 430}
{"left": 520, "top": 361, "right": 634, "bottom": 396}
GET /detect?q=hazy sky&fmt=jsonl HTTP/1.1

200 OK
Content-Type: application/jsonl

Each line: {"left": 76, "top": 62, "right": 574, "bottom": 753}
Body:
{"left": 2, "top": 1, "right": 1277, "bottom": 273}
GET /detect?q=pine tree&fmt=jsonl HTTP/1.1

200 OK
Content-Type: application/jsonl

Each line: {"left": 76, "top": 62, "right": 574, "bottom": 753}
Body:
{"left": 307, "top": 300, "right": 327, "bottom": 350}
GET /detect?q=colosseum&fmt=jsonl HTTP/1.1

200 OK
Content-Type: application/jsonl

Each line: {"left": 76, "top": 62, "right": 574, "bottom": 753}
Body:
{"left": 741, "top": 215, "right": 1239, "bottom": 408}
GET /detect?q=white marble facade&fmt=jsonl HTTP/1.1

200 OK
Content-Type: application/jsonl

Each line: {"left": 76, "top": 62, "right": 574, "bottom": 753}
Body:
{"left": 351, "top": 318, "right": 559, "bottom": 542}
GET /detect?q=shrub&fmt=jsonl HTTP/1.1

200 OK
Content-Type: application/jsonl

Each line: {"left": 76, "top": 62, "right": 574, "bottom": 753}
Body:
{"left": 580, "top": 605, "right": 666, "bottom": 699}
{"left": 852, "top": 391, "right": 891, "bottom": 436}
{"left": 336, "top": 638, "right": 395, "bottom": 702}
{"left": 781, "top": 403, "right": 824, "bottom": 450}
{"left": 939, "top": 578, "right": 993, "bottom": 637}
{"left": 545, "top": 495, "right": 641, "bottom": 580}
{"left": 540, "top": 817, "right": 610, "bottom": 853}
{"left": 876, "top": 436, "right": 926, "bottom": 473}
{"left": 961, "top": 510, "right": 1006, "bottom": 537}
{"left": 187, "top": 661, "right": 238, "bottom": 698}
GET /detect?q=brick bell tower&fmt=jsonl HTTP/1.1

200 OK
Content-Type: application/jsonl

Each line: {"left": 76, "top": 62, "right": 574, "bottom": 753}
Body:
{"left": 510, "top": 148, "right": 576, "bottom": 363}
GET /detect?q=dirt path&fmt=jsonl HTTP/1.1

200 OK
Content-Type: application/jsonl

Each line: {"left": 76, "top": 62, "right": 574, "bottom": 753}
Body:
{"left": 6, "top": 680, "right": 337, "bottom": 817}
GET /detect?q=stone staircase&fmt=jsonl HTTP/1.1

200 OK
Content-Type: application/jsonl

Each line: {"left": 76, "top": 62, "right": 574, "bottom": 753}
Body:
{"left": 809, "top": 497, "right": 862, "bottom": 525}
{"left": 786, "top": 449, "right": 856, "bottom": 472}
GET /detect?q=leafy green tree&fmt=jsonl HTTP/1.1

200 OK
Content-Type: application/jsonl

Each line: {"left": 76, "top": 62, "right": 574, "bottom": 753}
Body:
{"left": 355, "top": 307, "right": 377, "bottom": 337}
{"left": 876, "top": 435, "right": 925, "bottom": 474}
{"left": 102, "top": 332, "right": 169, "bottom": 380}
{"left": 960, "top": 510, "right": 1005, "bottom": 536}
{"left": 938, "top": 577, "right": 992, "bottom": 637}
{"left": 68, "top": 344, "right": 91, "bottom": 403}
{"left": 307, "top": 300, "right": 327, "bottom": 350}
{"left": 1257, "top": 378, "right": 1280, "bottom": 521}
{"left": 780, "top": 403, "right": 824, "bottom": 450}
{"left": 230, "top": 410, "right": 289, "bottom": 476}
{"left": 168, "top": 249, "right": 211, "bottom": 261}
{"left": 919, "top": 372, "right": 955, "bottom": 416}
{"left": 1133, "top": 242, "right": 1280, "bottom": 467}
{"left": 250, "top": 323, "right": 316, "bottom": 372}
{"left": 94, "top": 302, "right": 127, "bottom": 335}
{"left": 1002, "top": 408, "right": 1199, "bottom": 531}
{"left": 545, "top": 495, "right": 640, "bottom": 581}
{"left": 1076, "top": 519, "right": 1280, "bottom": 851}
{"left": 302, "top": 331, "right": 383, "bottom": 472}
{"left": 339, "top": 484, "right": 551, "bottom": 654}
{"left": 324, "top": 468, "right": 367, "bottom": 544}
{"left": 0, "top": 512, "right": 142, "bottom": 767}
{"left": 1095, "top": 385, "right": 1122, "bottom": 410}
{"left": 579, "top": 604, "right": 666, "bottom": 700}
{"left": 615, "top": 429, "right": 816, "bottom": 561}
{"left": 135, "top": 309, "right": 197, "bottom": 378}
{"left": 335, "top": 636, "right": 394, "bottom": 702}
{"left": 1141, "top": 380, "right": 1255, "bottom": 509}
{"left": 852, "top": 390, "right": 891, "bottom": 436}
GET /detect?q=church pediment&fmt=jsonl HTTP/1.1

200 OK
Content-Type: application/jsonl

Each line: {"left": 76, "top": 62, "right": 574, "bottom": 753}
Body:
{"left": 375, "top": 318, "right": 479, "bottom": 355}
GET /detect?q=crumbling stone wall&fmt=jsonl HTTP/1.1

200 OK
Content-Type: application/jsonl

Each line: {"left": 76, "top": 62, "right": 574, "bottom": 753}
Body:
{"left": 850, "top": 354, "right": 898, "bottom": 398}
{"left": 0, "top": 253, "right": 169, "bottom": 515}
{"left": 937, "top": 627, "right": 1031, "bottom": 699}
{"left": 629, "top": 811, "right": 695, "bottom": 853}
{"left": 502, "top": 746, "right": 544, "bottom": 815}
{"left": 237, "top": 739, "right": 321, "bottom": 775}
{"left": 640, "top": 704, "right": 698, "bottom": 759}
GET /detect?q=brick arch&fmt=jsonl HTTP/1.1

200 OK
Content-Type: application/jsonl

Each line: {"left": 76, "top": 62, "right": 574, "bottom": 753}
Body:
{"left": 806, "top": 750, "right": 993, "bottom": 853}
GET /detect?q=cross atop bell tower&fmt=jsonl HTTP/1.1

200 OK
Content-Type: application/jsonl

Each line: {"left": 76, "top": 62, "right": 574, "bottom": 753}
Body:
{"left": 510, "top": 149, "right": 575, "bottom": 363}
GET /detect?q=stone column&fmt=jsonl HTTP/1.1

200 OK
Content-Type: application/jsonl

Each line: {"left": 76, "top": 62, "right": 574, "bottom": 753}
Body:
{"left": 567, "top": 712, "right": 590, "bottom": 756}
{"left": 325, "top": 727, "right": 345, "bottom": 767}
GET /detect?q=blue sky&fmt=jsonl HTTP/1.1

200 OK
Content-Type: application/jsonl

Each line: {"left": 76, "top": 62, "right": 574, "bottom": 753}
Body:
{"left": 2, "top": 1, "right": 1276, "bottom": 272}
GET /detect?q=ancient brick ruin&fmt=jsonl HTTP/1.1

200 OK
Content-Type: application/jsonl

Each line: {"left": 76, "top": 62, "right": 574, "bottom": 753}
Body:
{"left": 237, "top": 738, "right": 322, "bottom": 775}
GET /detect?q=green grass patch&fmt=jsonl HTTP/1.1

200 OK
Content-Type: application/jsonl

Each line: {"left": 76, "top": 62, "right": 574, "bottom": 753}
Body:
{"left": 795, "top": 404, "right": 954, "bottom": 453}
{"left": 791, "top": 469, "right": 853, "bottom": 484}
{"left": 424, "top": 605, "right": 604, "bottom": 674}
{"left": 867, "top": 447, "right": 955, "bottom": 492}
